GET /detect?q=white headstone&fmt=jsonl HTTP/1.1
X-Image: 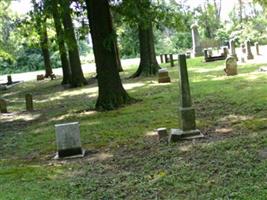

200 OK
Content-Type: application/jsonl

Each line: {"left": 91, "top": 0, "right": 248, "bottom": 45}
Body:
{"left": 55, "top": 122, "right": 84, "bottom": 158}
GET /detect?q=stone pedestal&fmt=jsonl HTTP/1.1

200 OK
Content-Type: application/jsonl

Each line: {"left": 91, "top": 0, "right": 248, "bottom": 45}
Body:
{"left": 0, "top": 99, "right": 7, "bottom": 113}
{"left": 169, "top": 54, "right": 174, "bottom": 67}
{"left": 169, "top": 54, "right": 203, "bottom": 142}
{"left": 245, "top": 40, "right": 254, "bottom": 60}
{"left": 191, "top": 24, "right": 202, "bottom": 57}
{"left": 158, "top": 69, "right": 171, "bottom": 83}
{"left": 224, "top": 56, "right": 237, "bottom": 76}
{"left": 55, "top": 122, "right": 84, "bottom": 159}
{"left": 25, "top": 94, "right": 34, "bottom": 112}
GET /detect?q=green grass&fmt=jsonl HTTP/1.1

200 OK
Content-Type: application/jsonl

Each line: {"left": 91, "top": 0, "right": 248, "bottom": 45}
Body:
{"left": 2, "top": 57, "right": 267, "bottom": 199}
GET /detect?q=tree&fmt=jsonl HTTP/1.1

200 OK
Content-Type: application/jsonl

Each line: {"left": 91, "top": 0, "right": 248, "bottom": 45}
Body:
{"left": 32, "top": 0, "right": 53, "bottom": 78}
{"left": 49, "top": 0, "right": 71, "bottom": 85}
{"left": 59, "top": 0, "right": 87, "bottom": 87}
{"left": 85, "top": 0, "right": 133, "bottom": 110}
{"left": 117, "top": 0, "right": 160, "bottom": 78}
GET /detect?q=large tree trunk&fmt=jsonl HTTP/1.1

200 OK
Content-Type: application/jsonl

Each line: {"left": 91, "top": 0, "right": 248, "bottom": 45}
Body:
{"left": 51, "top": 0, "right": 71, "bottom": 85}
{"left": 59, "top": 0, "right": 87, "bottom": 87}
{"left": 131, "top": 22, "right": 160, "bottom": 78}
{"left": 86, "top": 0, "right": 133, "bottom": 111}
{"left": 40, "top": 20, "right": 53, "bottom": 78}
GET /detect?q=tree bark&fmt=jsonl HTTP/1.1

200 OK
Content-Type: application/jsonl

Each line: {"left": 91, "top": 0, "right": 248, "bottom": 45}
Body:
{"left": 131, "top": 22, "right": 160, "bottom": 78}
{"left": 85, "top": 0, "right": 133, "bottom": 111}
{"left": 59, "top": 0, "right": 87, "bottom": 87}
{"left": 40, "top": 21, "right": 53, "bottom": 78}
{"left": 51, "top": 0, "right": 71, "bottom": 85}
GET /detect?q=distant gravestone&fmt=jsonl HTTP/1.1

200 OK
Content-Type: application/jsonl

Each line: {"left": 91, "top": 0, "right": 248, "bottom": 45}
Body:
{"left": 55, "top": 122, "right": 84, "bottom": 159}
{"left": 37, "top": 75, "right": 44, "bottom": 81}
{"left": 169, "top": 54, "right": 202, "bottom": 142}
{"left": 245, "top": 40, "right": 254, "bottom": 60}
{"left": 157, "top": 128, "right": 168, "bottom": 141}
{"left": 158, "top": 68, "right": 171, "bottom": 83}
{"left": 255, "top": 42, "right": 260, "bottom": 55}
{"left": 169, "top": 54, "right": 174, "bottom": 67}
{"left": 222, "top": 47, "right": 228, "bottom": 57}
{"left": 203, "top": 49, "right": 208, "bottom": 59}
{"left": 229, "top": 39, "right": 237, "bottom": 60}
{"left": 7, "top": 75, "right": 12, "bottom": 85}
{"left": 191, "top": 24, "right": 202, "bottom": 57}
{"left": 0, "top": 98, "right": 7, "bottom": 113}
{"left": 207, "top": 48, "right": 212, "bottom": 57}
{"left": 25, "top": 94, "right": 34, "bottom": 112}
{"left": 241, "top": 44, "right": 246, "bottom": 54}
{"left": 224, "top": 56, "right": 237, "bottom": 76}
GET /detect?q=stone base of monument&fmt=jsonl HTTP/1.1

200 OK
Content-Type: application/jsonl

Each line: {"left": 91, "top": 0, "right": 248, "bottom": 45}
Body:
{"left": 168, "top": 129, "right": 204, "bottom": 142}
{"left": 54, "top": 148, "right": 85, "bottom": 160}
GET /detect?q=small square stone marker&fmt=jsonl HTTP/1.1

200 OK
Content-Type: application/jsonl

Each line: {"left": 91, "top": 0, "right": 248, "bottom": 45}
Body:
{"left": 55, "top": 122, "right": 84, "bottom": 159}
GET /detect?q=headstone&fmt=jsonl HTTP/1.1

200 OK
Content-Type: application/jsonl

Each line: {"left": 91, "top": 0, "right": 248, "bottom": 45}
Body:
{"left": 191, "top": 24, "right": 202, "bottom": 57}
{"left": 255, "top": 42, "right": 260, "bottom": 55}
{"left": 157, "top": 128, "right": 168, "bottom": 141}
{"left": 164, "top": 54, "right": 169, "bottom": 63}
{"left": 186, "top": 51, "right": 191, "bottom": 59}
{"left": 241, "top": 44, "right": 246, "bottom": 54}
{"left": 37, "top": 75, "right": 44, "bottom": 81}
{"left": 0, "top": 98, "right": 7, "bottom": 113}
{"left": 245, "top": 39, "right": 254, "bottom": 60}
{"left": 203, "top": 49, "right": 208, "bottom": 60}
{"left": 229, "top": 39, "right": 238, "bottom": 60}
{"left": 169, "top": 54, "right": 202, "bottom": 142}
{"left": 222, "top": 47, "right": 228, "bottom": 57}
{"left": 25, "top": 94, "right": 34, "bottom": 112}
{"left": 7, "top": 75, "right": 12, "bottom": 85}
{"left": 158, "top": 68, "right": 171, "bottom": 83}
{"left": 224, "top": 56, "right": 237, "bottom": 76}
{"left": 55, "top": 122, "right": 84, "bottom": 158}
{"left": 207, "top": 48, "right": 212, "bottom": 57}
{"left": 160, "top": 54, "right": 164, "bottom": 63}
{"left": 169, "top": 54, "right": 174, "bottom": 67}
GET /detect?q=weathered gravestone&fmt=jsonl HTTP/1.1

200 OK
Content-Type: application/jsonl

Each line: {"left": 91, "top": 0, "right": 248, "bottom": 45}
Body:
{"left": 245, "top": 39, "right": 254, "bottom": 60}
{"left": 222, "top": 47, "right": 228, "bottom": 57}
{"left": 158, "top": 68, "right": 171, "bottom": 83}
{"left": 255, "top": 42, "right": 260, "bottom": 55}
{"left": 25, "top": 94, "right": 34, "bottom": 112}
{"left": 229, "top": 39, "right": 238, "bottom": 60}
{"left": 169, "top": 54, "right": 203, "bottom": 142}
{"left": 7, "top": 75, "right": 12, "bottom": 85}
{"left": 37, "top": 75, "right": 44, "bottom": 81}
{"left": 169, "top": 54, "right": 174, "bottom": 67}
{"left": 191, "top": 24, "right": 202, "bottom": 57}
{"left": 224, "top": 56, "right": 237, "bottom": 76}
{"left": 55, "top": 122, "right": 84, "bottom": 158}
{"left": 0, "top": 98, "right": 7, "bottom": 113}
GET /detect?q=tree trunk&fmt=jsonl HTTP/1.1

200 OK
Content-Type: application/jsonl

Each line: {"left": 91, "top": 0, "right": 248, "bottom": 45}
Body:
{"left": 51, "top": 0, "right": 71, "bottom": 85}
{"left": 59, "top": 0, "right": 87, "bottom": 87}
{"left": 40, "top": 21, "right": 53, "bottom": 78}
{"left": 85, "top": 0, "right": 133, "bottom": 111}
{"left": 131, "top": 22, "right": 160, "bottom": 78}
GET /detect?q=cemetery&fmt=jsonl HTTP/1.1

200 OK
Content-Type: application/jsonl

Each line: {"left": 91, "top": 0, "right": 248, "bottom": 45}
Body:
{"left": 2, "top": 0, "right": 267, "bottom": 199}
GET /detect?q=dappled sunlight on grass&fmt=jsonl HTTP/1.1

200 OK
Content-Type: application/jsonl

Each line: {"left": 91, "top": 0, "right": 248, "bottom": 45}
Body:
{"left": 0, "top": 112, "right": 41, "bottom": 123}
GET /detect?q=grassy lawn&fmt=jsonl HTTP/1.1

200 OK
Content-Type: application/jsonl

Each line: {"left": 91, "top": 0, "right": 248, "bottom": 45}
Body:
{"left": 2, "top": 57, "right": 267, "bottom": 199}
